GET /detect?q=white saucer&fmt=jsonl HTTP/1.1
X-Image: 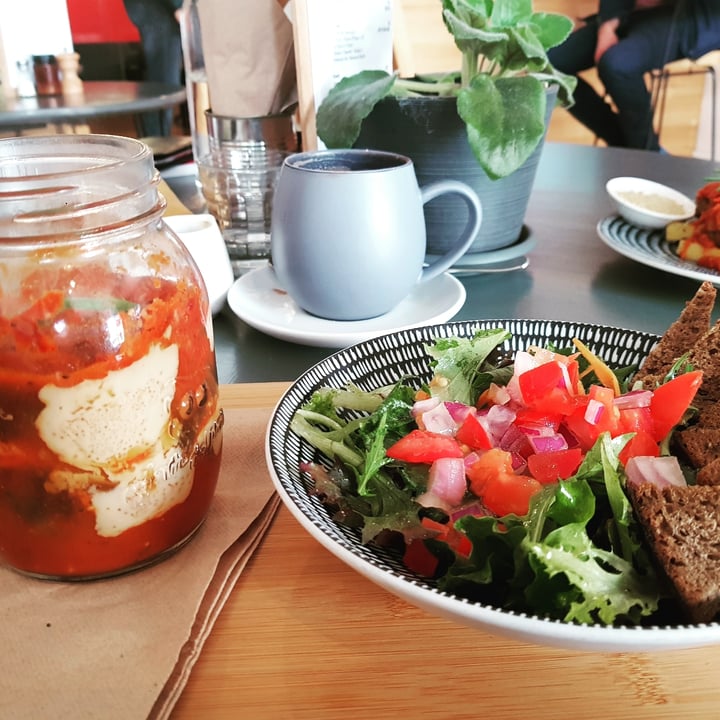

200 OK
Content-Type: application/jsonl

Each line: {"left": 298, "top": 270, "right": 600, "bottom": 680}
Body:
{"left": 226, "top": 266, "right": 467, "bottom": 348}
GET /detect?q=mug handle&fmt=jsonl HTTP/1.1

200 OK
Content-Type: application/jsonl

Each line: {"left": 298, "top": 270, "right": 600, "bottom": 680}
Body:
{"left": 418, "top": 180, "right": 482, "bottom": 281}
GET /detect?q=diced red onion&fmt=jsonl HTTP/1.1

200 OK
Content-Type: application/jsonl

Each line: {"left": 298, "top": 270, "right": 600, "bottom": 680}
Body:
{"left": 420, "top": 402, "right": 457, "bottom": 435}
{"left": 505, "top": 374, "right": 524, "bottom": 404}
{"left": 445, "top": 401, "right": 473, "bottom": 423}
{"left": 513, "top": 350, "right": 538, "bottom": 376}
{"left": 528, "top": 433, "right": 569, "bottom": 453}
{"left": 499, "top": 424, "right": 533, "bottom": 457}
{"left": 557, "top": 362, "right": 572, "bottom": 391}
{"left": 625, "top": 455, "right": 687, "bottom": 489}
{"left": 584, "top": 398, "right": 605, "bottom": 425}
{"left": 412, "top": 396, "right": 441, "bottom": 417}
{"left": 515, "top": 423, "right": 542, "bottom": 436}
{"left": 486, "top": 404, "right": 516, "bottom": 440}
{"left": 419, "top": 457, "right": 468, "bottom": 510}
{"left": 613, "top": 390, "right": 652, "bottom": 410}
{"left": 510, "top": 452, "right": 527, "bottom": 473}
{"left": 487, "top": 383, "right": 511, "bottom": 406}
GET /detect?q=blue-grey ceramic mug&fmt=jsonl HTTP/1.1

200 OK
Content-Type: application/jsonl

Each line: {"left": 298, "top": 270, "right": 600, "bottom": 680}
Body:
{"left": 270, "top": 149, "right": 482, "bottom": 321}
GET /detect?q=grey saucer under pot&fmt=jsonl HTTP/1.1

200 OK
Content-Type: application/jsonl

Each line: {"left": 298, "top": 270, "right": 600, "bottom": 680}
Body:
{"left": 354, "top": 87, "right": 557, "bottom": 255}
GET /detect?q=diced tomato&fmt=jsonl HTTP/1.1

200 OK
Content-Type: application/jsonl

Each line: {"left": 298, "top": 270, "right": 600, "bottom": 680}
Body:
{"left": 481, "top": 472, "right": 543, "bottom": 517}
{"left": 529, "top": 386, "right": 576, "bottom": 415}
{"left": 527, "top": 447, "right": 584, "bottom": 484}
{"left": 466, "top": 448, "right": 515, "bottom": 494}
{"left": 649, "top": 370, "right": 703, "bottom": 441}
{"left": 518, "top": 361, "right": 566, "bottom": 403}
{"left": 563, "top": 399, "right": 600, "bottom": 450}
{"left": 466, "top": 448, "right": 541, "bottom": 516}
{"left": 587, "top": 385, "right": 619, "bottom": 433}
{"left": 403, "top": 539, "right": 439, "bottom": 577}
{"left": 617, "top": 406, "right": 653, "bottom": 435}
{"left": 421, "top": 517, "right": 472, "bottom": 558}
{"left": 618, "top": 429, "right": 659, "bottom": 466}
{"left": 455, "top": 411, "right": 493, "bottom": 450}
{"left": 513, "top": 406, "right": 562, "bottom": 430}
{"left": 386, "top": 429, "right": 463, "bottom": 463}
{"left": 564, "top": 385, "right": 620, "bottom": 449}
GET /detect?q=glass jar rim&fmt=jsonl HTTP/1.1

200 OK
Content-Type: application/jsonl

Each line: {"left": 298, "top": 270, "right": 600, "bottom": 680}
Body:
{"left": 0, "top": 135, "right": 161, "bottom": 240}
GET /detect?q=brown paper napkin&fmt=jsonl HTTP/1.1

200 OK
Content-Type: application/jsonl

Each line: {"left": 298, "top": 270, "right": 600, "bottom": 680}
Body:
{"left": 198, "top": 0, "right": 297, "bottom": 117}
{"left": 0, "top": 407, "right": 279, "bottom": 720}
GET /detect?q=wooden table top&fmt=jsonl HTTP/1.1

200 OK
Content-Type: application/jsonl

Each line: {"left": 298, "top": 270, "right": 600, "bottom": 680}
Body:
{"left": 170, "top": 383, "right": 720, "bottom": 720}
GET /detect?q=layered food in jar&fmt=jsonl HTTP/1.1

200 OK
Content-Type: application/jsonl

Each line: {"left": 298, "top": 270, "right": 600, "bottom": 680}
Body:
{"left": 0, "top": 134, "right": 223, "bottom": 579}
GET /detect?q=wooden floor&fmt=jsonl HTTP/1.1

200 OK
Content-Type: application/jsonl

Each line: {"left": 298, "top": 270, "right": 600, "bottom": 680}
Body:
{"left": 545, "top": 64, "right": 716, "bottom": 159}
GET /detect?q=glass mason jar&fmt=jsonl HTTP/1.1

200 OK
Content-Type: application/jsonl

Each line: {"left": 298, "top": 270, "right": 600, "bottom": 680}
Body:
{"left": 0, "top": 134, "right": 224, "bottom": 580}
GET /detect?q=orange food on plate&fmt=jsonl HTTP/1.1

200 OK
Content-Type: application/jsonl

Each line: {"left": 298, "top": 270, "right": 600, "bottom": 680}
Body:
{"left": 673, "top": 181, "right": 720, "bottom": 269}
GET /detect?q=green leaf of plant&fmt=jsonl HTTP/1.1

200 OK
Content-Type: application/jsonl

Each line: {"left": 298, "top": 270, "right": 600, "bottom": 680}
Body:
{"left": 458, "top": 74, "right": 545, "bottom": 179}
{"left": 529, "top": 11, "right": 574, "bottom": 51}
{"left": 442, "top": 8, "right": 509, "bottom": 59}
{"left": 503, "top": 25, "right": 550, "bottom": 73}
{"left": 316, "top": 70, "right": 397, "bottom": 148}
{"left": 489, "top": 0, "right": 533, "bottom": 26}
{"left": 442, "top": 0, "right": 491, "bottom": 29}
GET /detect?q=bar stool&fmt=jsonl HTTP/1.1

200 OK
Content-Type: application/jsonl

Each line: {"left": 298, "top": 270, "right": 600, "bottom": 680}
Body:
{"left": 649, "top": 53, "right": 718, "bottom": 161}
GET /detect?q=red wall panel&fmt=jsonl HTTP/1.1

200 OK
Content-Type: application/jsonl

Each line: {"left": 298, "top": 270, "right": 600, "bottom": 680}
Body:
{"left": 66, "top": 0, "right": 140, "bottom": 44}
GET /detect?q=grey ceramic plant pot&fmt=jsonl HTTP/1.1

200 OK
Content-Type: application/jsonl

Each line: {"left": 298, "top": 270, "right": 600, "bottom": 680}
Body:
{"left": 354, "top": 86, "right": 557, "bottom": 256}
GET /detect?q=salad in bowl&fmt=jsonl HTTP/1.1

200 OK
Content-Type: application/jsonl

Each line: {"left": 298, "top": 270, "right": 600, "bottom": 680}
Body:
{"left": 266, "top": 284, "right": 720, "bottom": 649}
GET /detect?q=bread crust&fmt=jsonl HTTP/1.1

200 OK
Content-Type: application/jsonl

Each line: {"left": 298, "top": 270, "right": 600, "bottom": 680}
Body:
{"left": 635, "top": 281, "right": 716, "bottom": 386}
{"left": 628, "top": 482, "right": 720, "bottom": 624}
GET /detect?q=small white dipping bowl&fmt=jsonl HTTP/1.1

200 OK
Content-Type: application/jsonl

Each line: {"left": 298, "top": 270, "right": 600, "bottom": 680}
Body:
{"left": 606, "top": 176, "right": 696, "bottom": 230}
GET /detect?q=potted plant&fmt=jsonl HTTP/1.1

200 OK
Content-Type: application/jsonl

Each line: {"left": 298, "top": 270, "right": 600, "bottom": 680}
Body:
{"left": 315, "top": 0, "right": 577, "bottom": 254}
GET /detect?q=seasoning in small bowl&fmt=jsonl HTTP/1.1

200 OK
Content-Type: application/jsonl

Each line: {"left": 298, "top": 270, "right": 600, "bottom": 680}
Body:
{"left": 606, "top": 176, "right": 695, "bottom": 230}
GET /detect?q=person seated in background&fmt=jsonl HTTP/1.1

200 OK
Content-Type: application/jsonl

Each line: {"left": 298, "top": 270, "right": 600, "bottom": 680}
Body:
{"left": 123, "top": 0, "right": 184, "bottom": 137}
{"left": 547, "top": 0, "right": 720, "bottom": 151}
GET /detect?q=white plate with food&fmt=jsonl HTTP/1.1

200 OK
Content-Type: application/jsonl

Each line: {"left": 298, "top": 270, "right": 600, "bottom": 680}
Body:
{"left": 266, "top": 310, "right": 720, "bottom": 652}
{"left": 597, "top": 215, "right": 720, "bottom": 285}
{"left": 226, "top": 265, "right": 466, "bottom": 348}
{"left": 606, "top": 176, "right": 695, "bottom": 229}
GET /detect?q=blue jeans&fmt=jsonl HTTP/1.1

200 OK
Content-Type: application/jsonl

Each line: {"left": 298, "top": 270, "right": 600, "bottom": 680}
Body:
{"left": 548, "top": 6, "right": 691, "bottom": 150}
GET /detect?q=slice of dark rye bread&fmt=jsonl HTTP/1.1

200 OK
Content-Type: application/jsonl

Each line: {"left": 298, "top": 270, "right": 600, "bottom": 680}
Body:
{"left": 628, "top": 282, "right": 720, "bottom": 623}
{"left": 627, "top": 483, "right": 720, "bottom": 624}
{"left": 634, "top": 280, "right": 716, "bottom": 385}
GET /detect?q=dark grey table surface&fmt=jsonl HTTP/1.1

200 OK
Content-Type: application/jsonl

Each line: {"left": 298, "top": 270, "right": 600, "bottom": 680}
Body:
{"left": 166, "top": 141, "right": 719, "bottom": 385}
{"left": 0, "top": 81, "right": 186, "bottom": 129}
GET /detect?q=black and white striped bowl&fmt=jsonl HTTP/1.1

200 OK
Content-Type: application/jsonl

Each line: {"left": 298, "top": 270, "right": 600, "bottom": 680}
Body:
{"left": 265, "top": 319, "right": 720, "bottom": 651}
{"left": 598, "top": 215, "right": 720, "bottom": 285}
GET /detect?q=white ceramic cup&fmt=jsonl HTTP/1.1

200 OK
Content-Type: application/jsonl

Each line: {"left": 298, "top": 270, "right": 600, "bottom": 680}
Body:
{"left": 164, "top": 213, "right": 234, "bottom": 315}
{"left": 270, "top": 149, "right": 482, "bottom": 321}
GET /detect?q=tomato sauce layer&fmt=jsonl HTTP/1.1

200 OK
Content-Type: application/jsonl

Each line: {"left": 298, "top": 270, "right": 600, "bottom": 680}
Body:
{"left": 0, "top": 267, "right": 223, "bottom": 578}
